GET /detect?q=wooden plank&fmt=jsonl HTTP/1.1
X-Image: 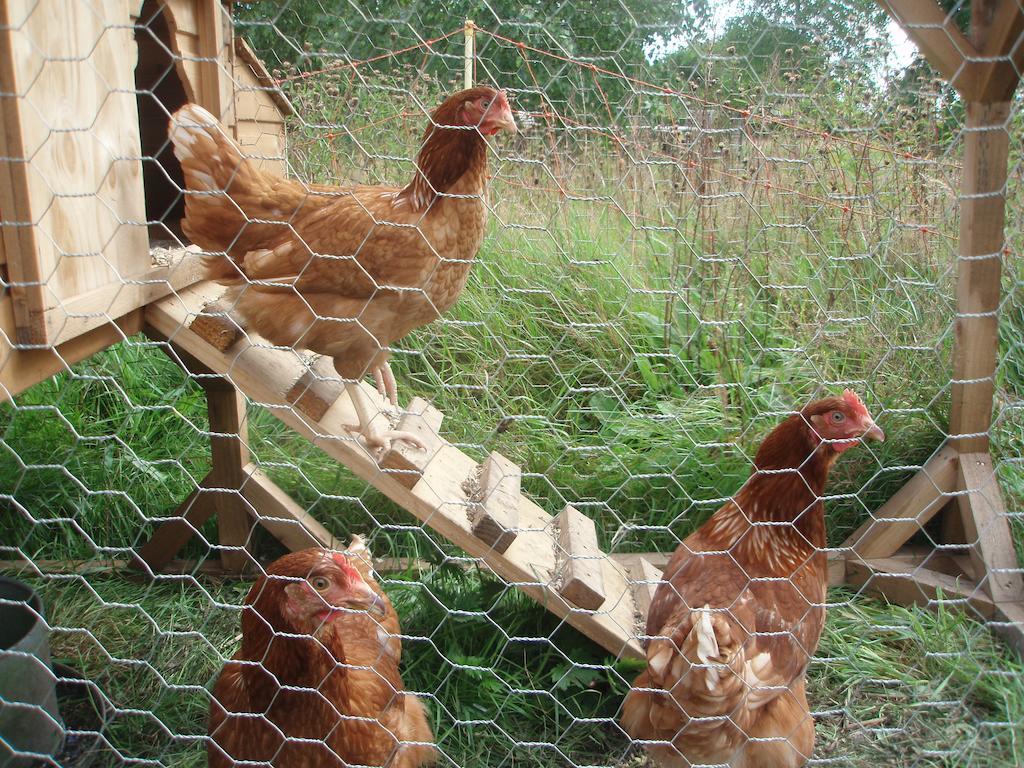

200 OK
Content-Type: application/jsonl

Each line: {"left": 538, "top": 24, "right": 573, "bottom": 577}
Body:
{"left": 0, "top": 0, "right": 46, "bottom": 342}
{"left": 633, "top": 558, "right": 662, "bottom": 620}
{"left": 970, "top": 0, "right": 1024, "bottom": 102}
{"left": 189, "top": 299, "right": 243, "bottom": 352}
{"left": 197, "top": 0, "right": 234, "bottom": 124}
{"left": 286, "top": 356, "right": 344, "bottom": 422}
{"left": 949, "top": 101, "right": 1011, "bottom": 452}
{"left": 847, "top": 557, "right": 996, "bottom": 618}
{"left": 0, "top": 310, "right": 143, "bottom": 401}
{"left": 144, "top": 282, "right": 643, "bottom": 658}
{"left": 877, "top": 0, "right": 980, "bottom": 97}
{"left": 234, "top": 121, "right": 287, "bottom": 176}
{"left": 469, "top": 452, "right": 521, "bottom": 553}
{"left": 380, "top": 397, "right": 445, "bottom": 488}
{"left": 133, "top": 470, "right": 218, "bottom": 572}
{"left": 205, "top": 378, "right": 253, "bottom": 572}
{"left": 555, "top": 505, "right": 606, "bottom": 610}
{"left": 843, "top": 444, "right": 959, "bottom": 558}
{"left": 240, "top": 465, "right": 339, "bottom": 551}
{"left": 163, "top": 0, "right": 201, "bottom": 36}
{"left": 48, "top": 247, "right": 205, "bottom": 345}
{"left": 957, "top": 452, "right": 1024, "bottom": 603}
{"left": 1, "top": 0, "right": 150, "bottom": 345}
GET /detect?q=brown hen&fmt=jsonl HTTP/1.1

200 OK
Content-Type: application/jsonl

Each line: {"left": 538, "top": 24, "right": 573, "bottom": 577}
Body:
{"left": 208, "top": 538, "right": 435, "bottom": 768}
{"left": 621, "top": 390, "right": 884, "bottom": 768}
{"left": 169, "top": 88, "right": 516, "bottom": 453}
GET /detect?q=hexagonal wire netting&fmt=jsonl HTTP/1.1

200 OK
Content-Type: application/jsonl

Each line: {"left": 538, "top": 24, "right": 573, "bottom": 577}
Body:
{"left": 2, "top": 0, "right": 1023, "bottom": 766}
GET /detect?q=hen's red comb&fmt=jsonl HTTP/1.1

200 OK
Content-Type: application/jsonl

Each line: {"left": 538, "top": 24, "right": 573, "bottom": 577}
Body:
{"left": 331, "top": 552, "right": 365, "bottom": 582}
{"left": 842, "top": 388, "right": 870, "bottom": 418}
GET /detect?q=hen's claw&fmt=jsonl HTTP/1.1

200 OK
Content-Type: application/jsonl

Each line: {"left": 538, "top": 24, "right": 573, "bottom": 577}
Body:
{"left": 374, "top": 363, "right": 399, "bottom": 408}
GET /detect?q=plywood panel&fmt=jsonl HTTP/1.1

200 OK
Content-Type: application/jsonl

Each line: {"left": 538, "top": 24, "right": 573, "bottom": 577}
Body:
{"left": 1, "top": 0, "right": 149, "bottom": 344}
{"left": 233, "top": 60, "right": 287, "bottom": 123}
{"left": 163, "top": 0, "right": 201, "bottom": 36}
{"left": 235, "top": 121, "right": 286, "bottom": 175}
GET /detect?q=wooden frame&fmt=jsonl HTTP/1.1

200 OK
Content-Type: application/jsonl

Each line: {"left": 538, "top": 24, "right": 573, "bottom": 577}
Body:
{"left": 850, "top": 0, "right": 1024, "bottom": 651}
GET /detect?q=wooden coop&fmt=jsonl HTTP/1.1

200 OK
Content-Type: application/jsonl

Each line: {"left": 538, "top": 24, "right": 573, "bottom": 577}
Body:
{"left": 0, "top": 0, "right": 289, "bottom": 351}
{"left": 0, "top": 0, "right": 1022, "bottom": 664}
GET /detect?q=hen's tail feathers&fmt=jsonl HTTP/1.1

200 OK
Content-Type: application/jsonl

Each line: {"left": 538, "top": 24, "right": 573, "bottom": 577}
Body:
{"left": 622, "top": 606, "right": 746, "bottom": 739}
{"left": 168, "top": 104, "right": 310, "bottom": 280}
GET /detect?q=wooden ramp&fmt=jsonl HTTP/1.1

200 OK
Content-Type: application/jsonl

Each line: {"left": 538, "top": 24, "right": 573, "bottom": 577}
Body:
{"left": 138, "top": 281, "right": 660, "bottom": 659}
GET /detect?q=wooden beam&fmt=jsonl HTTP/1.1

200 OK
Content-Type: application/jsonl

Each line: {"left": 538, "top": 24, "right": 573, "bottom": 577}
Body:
{"left": 846, "top": 556, "right": 996, "bottom": 618}
{"left": 842, "top": 444, "right": 959, "bottom": 558}
{"left": 949, "top": 101, "right": 1011, "bottom": 453}
{"left": 240, "top": 465, "right": 339, "bottom": 551}
{"left": 969, "top": 0, "right": 1024, "bottom": 102}
{"left": 204, "top": 377, "right": 253, "bottom": 572}
{"left": 555, "top": 505, "right": 607, "bottom": 610}
{"left": 197, "top": 0, "right": 233, "bottom": 122}
{"left": 957, "top": 452, "right": 1024, "bottom": 603}
{"left": 0, "top": 0, "right": 44, "bottom": 343}
{"left": 132, "top": 470, "right": 219, "bottom": 572}
{"left": 877, "top": 0, "right": 980, "bottom": 96}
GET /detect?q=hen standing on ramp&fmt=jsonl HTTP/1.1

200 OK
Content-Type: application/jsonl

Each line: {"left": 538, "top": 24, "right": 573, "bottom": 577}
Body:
{"left": 621, "top": 390, "right": 884, "bottom": 767}
{"left": 168, "top": 88, "right": 516, "bottom": 455}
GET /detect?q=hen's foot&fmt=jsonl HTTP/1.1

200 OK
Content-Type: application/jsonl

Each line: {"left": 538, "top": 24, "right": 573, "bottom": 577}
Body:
{"left": 344, "top": 424, "right": 427, "bottom": 457}
{"left": 342, "top": 380, "right": 425, "bottom": 459}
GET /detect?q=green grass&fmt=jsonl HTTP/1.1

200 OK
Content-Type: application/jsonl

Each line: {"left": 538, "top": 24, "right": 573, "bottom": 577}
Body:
{"left": 3, "top": 68, "right": 1024, "bottom": 767}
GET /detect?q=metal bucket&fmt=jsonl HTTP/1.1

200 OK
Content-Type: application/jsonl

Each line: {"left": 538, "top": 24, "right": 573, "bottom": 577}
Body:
{"left": 0, "top": 577, "right": 63, "bottom": 767}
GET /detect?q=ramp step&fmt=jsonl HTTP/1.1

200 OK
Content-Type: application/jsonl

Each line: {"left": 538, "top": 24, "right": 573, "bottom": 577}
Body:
{"left": 287, "top": 357, "right": 344, "bottom": 421}
{"left": 380, "top": 397, "right": 445, "bottom": 488}
{"left": 468, "top": 451, "right": 520, "bottom": 553}
{"left": 555, "top": 505, "right": 607, "bottom": 610}
{"left": 189, "top": 300, "right": 241, "bottom": 352}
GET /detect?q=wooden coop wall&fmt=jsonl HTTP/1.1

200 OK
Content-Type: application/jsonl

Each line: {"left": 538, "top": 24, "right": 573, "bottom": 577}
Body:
{"left": 0, "top": 0, "right": 150, "bottom": 347}
{"left": 0, "top": 0, "right": 289, "bottom": 395}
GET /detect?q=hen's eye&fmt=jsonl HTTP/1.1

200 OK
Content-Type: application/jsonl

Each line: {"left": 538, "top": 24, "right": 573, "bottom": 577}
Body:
{"left": 831, "top": 411, "right": 845, "bottom": 423}
{"left": 482, "top": 99, "right": 491, "bottom": 108}
{"left": 310, "top": 576, "right": 331, "bottom": 591}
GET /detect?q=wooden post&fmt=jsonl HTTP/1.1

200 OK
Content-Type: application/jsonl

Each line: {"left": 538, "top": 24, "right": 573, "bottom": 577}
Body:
{"left": 948, "top": 100, "right": 1011, "bottom": 453}
{"left": 855, "top": 0, "right": 1024, "bottom": 653}
{"left": 204, "top": 378, "right": 253, "bottom": 572}
{"left": 134, "top": 375, "right": 254, "bottom": 573}
{"left": 464, "top": 19, "right": 475, "bottom": 89}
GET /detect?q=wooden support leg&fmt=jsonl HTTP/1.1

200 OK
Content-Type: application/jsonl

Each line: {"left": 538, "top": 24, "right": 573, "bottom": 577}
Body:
{"left": 842, "top": 444, "right": 958, "bottom": 558}
{"left": 136, "top": 331, "right": 345, "bottom": 573}
{"left": 133, "top": 376, "right": 255, "bottom": 573}
{"left": 133, "top": 470, "right": 218, "bottom": 572}
{"left": 957, "top": 452, "right": 1024, "bottom": 603}
{"left": 204, "top": 377, "right": 253, "bottom": 572}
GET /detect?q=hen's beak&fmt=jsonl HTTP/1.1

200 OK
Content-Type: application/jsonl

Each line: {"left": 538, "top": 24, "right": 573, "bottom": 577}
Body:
{"left": 342, "top": 578, "right": 388, "bottom": 618}
{"left": 862, "top": 419, "right": 885, "bottom": 442}
{"left": 483, "top": 105, "right": 518, "bottom": 135}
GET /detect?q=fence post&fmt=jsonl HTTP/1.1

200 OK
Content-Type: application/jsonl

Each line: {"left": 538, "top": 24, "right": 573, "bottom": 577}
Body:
{"left": 464, "top": 19, "right": 475, "bottom": 88}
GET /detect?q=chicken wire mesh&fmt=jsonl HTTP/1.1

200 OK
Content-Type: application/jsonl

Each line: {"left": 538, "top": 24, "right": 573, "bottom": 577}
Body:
{"left": 1, "top": 0, "right": 1023, "bottom": 766}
